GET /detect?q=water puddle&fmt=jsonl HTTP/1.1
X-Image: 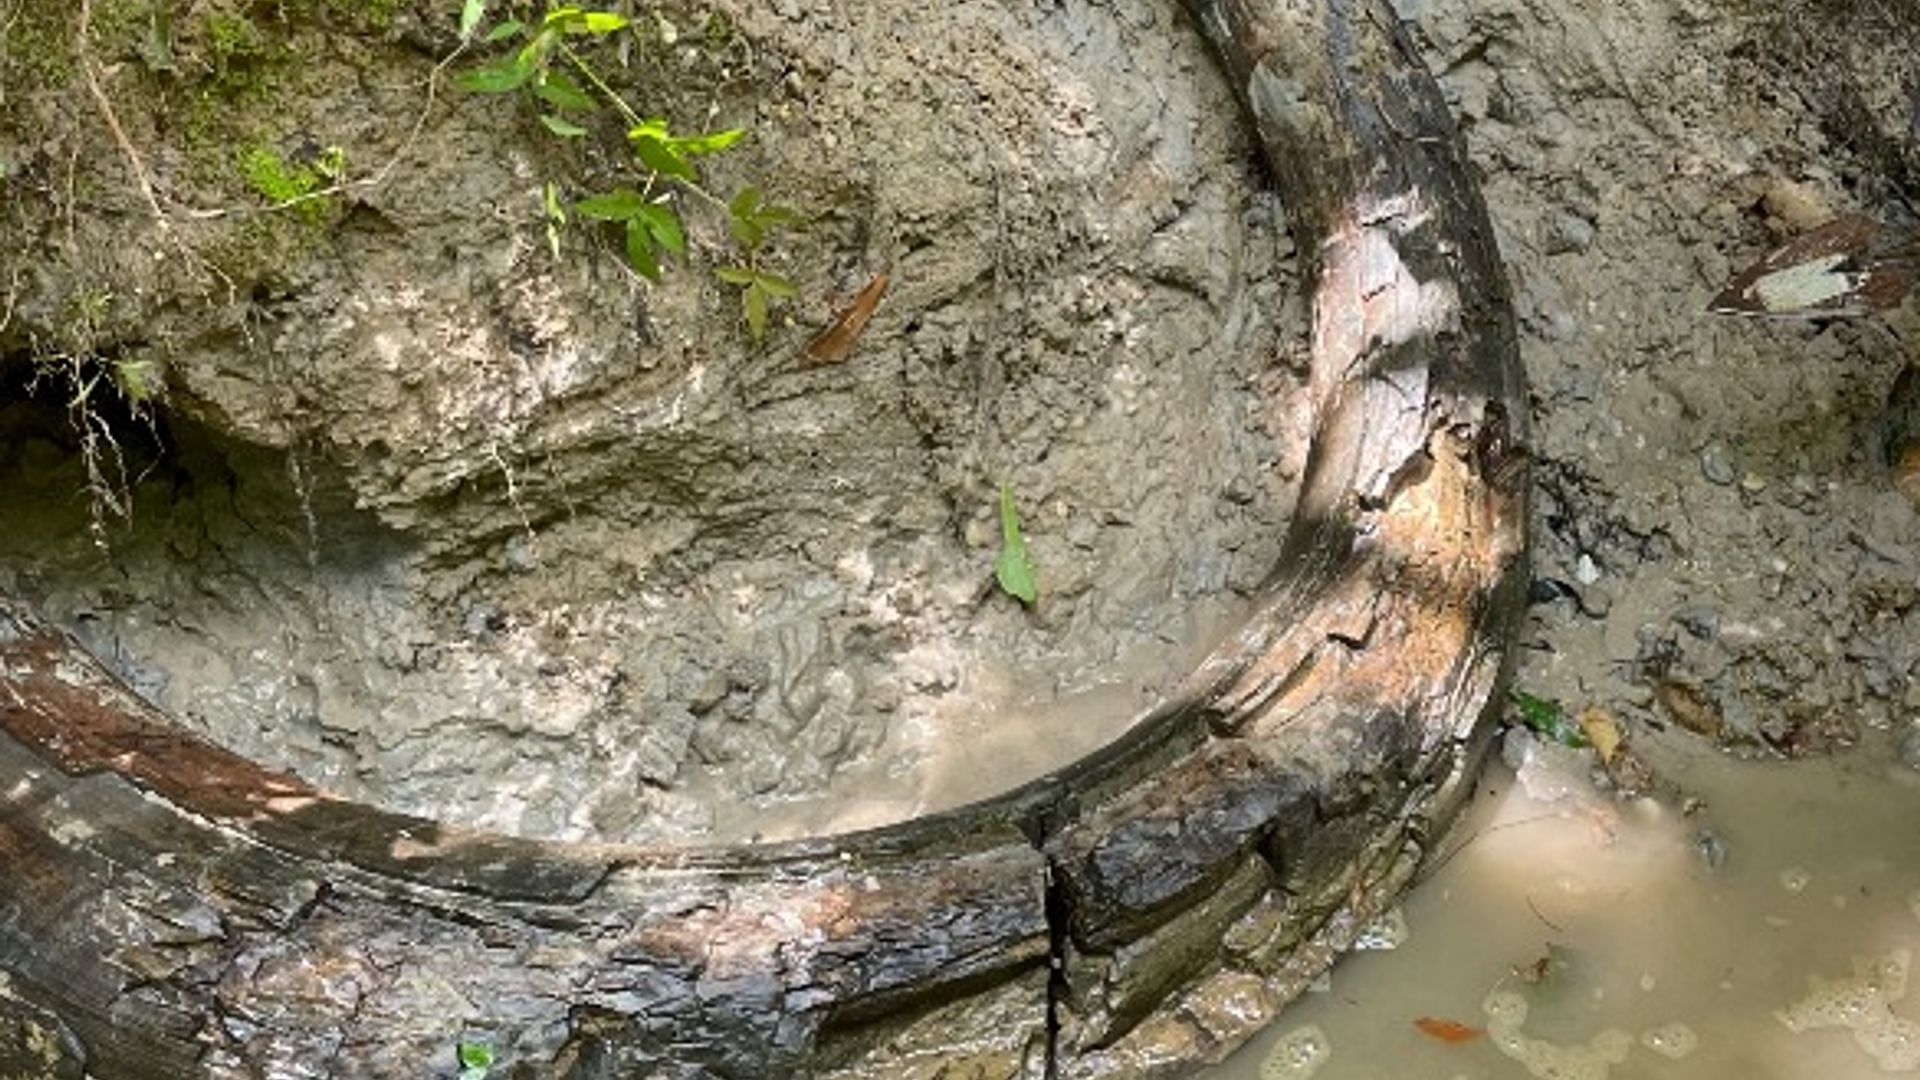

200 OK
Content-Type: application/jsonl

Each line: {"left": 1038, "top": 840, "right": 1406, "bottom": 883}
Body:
{"left": 1208, "top": 731, "right": 1920, "bottom": 1079}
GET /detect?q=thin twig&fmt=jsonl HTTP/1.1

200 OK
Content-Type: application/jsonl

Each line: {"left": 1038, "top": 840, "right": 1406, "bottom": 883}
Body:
{"left": 77, "top": 0, "right": 169, "bottom": 232}
{"left": 1413, "top": 811, "right": 1563, "bottom": 884}
{"left": 0, "top": 1, "right": 22, "bottom": 112}
{"left": 0, "top": 267, "right": 20, "bottom": 338}
{"left": 563, "top": 41, "right": 641, "bottom": 125}
{"left": 1525, "top": 894, "right": 1565, "bottom": 933}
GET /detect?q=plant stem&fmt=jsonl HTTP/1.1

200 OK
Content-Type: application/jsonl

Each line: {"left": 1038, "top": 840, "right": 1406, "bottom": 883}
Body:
{"left": 556, "top": 42, "right": 729, "bottom": 210}
{"left": 560, "top": 42, "right": 640, "bottom": 126}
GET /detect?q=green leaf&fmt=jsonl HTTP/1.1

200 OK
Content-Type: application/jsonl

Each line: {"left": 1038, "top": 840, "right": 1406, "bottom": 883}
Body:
{"left": 574, "top": 189, "right": 648, "bottom": 221}
{"left": 1510, "top": 690, "right": 1587, "bottom": 748}
{"left": 671, "top": 127, "right": 745, "bottom": 155}
{"left": 994, "top": 485, "right": 1038, "bottom": 606}
{"left": 743, "top": 281, "right": 769, "bottom": 341}
{"left": 725, "top": 185, "right": 796, "bottom": 252}
{"left": 455, "top": 56, "right": 534, "bottom": 93}
{"left": 482, "top": 18, "right": 524, "bottom": 42}
{"left": 533, "top": 69, "right": 593, "bottom": 111}
{"left": 632, "top": 136, "right": 695, "bottom": 181}
{"left": 456, "top": 1040, "right": 495, "bottom": 1080}
{"left": 137, "top": 4, "right": 176, "bottom": 71}
{"left": 458, "top": 0, "right": 486, "bottom": 41}
{"left": 753, "top": 271, "right": 797, "bottom": 299}
{"left": 516, "top": 27, "right": 560, "bottom": 69}
{"left": 624, "top": 220, "right": 661, "bottom": 281}
{"left": 579, "top": 11, "right": 629, "bottom": 33}
{"left": 714, "top": 266, "right": 757, "bottom": 286}
{"left": 540, "top": 114, "right": 589, "bottom": 137}
{"left": 314, "top": 145, "right": 347, "bottom": 180}
{"left": 727, "top": 211, "right": 763, "bottom": 252}
{"left": 627, "top": 117, "right": 670, "bottom": 142}
{"left": 636, "top": 204, "right": 684, "bottom": 256}
{"left": 112, "top": 358, "right": 158, "bottom": 405}
{"left": 728, "top": 185, "right": 762, "bottom": 219}
{"left": 544, "top": 6, "right": 628, "bottom": 34}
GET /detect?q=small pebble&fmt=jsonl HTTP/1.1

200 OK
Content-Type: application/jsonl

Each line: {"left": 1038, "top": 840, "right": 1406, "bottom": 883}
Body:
{"left": 1543, "top": 210, "right": 1597, "bottom": 254}
{"left": 1575, "top": 553, "right": 1602, "bottom": 585}
{"left": 1700, "top": 442, "right": 1736, "bottom": 486}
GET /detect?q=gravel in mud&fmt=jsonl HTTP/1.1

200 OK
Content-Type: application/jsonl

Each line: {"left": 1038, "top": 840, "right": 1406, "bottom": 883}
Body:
{"left": 1392, "top": 0, "right": 1920, "bottom": 758}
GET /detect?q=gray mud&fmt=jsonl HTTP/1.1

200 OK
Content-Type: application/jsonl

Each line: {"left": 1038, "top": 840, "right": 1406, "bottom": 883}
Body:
{"left": 0, "top": 0, "right": 1305, "bottom": 843}
{"left": 1390, "top": 0, "right": 1920, "bottom": 754}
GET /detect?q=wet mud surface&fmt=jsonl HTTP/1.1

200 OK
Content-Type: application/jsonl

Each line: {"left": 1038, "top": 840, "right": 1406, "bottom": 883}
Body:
{"left": 1, "top": 0, "right": 1309, "bottom": 844}
{"left": 1399, "top": 0, "right": 1920, "bottom": 753}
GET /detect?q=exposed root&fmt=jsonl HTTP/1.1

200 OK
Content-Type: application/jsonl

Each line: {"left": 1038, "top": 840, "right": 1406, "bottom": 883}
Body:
{"left": 31, "top": 348, "right": 142, "bottom": 552}
{"left": 489, "top": 440, "right": 541, "bottom": 561}
{"left": 76, "top": 0, "right": 169, "bottom": 234}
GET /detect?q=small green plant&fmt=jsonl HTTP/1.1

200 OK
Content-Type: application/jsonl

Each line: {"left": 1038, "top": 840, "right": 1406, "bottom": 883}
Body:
{"left": 994, "top": 484, "right": 1038, "bottom": 606}
{"left": 237, "top": 144, "right": 345, "bottom": 220}
{"left": 457, "top": 3, "right": 799, "bottom": 341}
{"left": 109, "top": 356, "right": 161, "bottom": 406}
{"left": 1509, "top": 689, "right": 1587, "bottom": 748}
{"left": 715, "top": 185, "right": 798, "bottom": 341}
{"left": 204, "top": 10, "right": 265, "bottom": 79}
{"left": 137, "top": 4, "right": 178, "bottom": 73}
{"left": 456, "top": 1040, "right": 494, "bottom": 1080}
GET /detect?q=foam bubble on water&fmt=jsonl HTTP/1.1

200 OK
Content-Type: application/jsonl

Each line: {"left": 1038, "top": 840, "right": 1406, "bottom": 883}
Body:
{"left": 1260, "top": 1024, "right": 1331, "bottom": 1080}
{"left": 1481, "top": 989, "right": 1633, "bottom": 1080}
{"left": 1640, "top": 1022, "right": 1699, "bottom": 1060}
{"left": 1779, "top": 866, "right": 1811, "bottom": 893}
{"left": 1776, "top": 948, "right": 1920, "bottom": 1071}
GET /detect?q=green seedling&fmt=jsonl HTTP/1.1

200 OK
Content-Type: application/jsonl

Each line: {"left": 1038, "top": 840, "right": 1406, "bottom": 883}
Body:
{"left": 994, "top": 484, "right": 1038, "bottom": 606}
{"left": 458, "top": 1, "right": 796, "bottom": 337}
{"left": 1510, "top": 690, "right": 1587, "bottom": 748}
{"left": 456, "top": 1040, "right": 494, "bottom": 1080}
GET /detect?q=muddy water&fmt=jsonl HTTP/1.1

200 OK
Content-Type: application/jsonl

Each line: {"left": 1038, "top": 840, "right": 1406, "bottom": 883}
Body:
{"left": 1208, "top": 732, "right": 1920, "bottom": 1080}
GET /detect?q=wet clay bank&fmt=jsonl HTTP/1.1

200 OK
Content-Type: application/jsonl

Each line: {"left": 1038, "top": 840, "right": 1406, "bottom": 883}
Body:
{"left": 0, "top": 0, "right": 1306, "bottom": 844}
{"left": 1388, "top": 0, "right": 1920, "bottom": 750}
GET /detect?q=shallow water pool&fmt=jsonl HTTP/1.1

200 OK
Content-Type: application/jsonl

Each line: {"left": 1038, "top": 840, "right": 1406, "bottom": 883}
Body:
{"left": 1206, "top": 731, "right": 1920, "bottom": 1079}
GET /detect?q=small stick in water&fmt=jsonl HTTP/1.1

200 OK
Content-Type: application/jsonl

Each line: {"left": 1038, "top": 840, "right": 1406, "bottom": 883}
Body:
{"left": 804, "top": 272, "right": 890, "bottom": 365}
